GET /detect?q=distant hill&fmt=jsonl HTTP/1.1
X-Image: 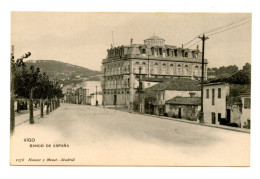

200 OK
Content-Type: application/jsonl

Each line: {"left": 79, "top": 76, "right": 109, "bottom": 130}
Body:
{"left": 25, "top": 60, "right": 101, "bottom": 79}
{"left": 25, "top": 60, "right": 102, "bottom": 85}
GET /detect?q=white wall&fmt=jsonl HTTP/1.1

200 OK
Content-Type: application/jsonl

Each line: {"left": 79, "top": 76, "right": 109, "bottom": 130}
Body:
{"left": 203, "top": 84, "right": 230, "bottom": 125}
{"left": 240, "top": 96, "right": 251, "bottom": 128}
{"left": 83, "top": 81, "right": 102, "bottom": 96}
{"left": 142, "top": 81, "right": 160, "bottom": 89}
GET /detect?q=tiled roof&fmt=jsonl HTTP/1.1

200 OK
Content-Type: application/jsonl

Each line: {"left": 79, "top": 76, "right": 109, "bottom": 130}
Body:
{"left": 166, "top": 97, "right": 201, "bottom": 105}
{"left": 141, "top": 77, "right": 169, "bottom": 82}
{"left": 145, "top": 78, "right": 200, "bottom": 91}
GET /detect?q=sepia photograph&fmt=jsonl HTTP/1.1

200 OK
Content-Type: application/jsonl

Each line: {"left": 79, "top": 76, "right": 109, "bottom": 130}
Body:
{"left": 10, "top": 12, "right": 251, "bottom": 166}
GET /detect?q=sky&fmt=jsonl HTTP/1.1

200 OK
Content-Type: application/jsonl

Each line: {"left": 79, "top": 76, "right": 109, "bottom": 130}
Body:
{"left": 11, "top": 12, "right": 251, "bottom": 71}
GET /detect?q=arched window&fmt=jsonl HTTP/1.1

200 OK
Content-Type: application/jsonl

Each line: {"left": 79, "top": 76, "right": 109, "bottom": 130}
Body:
{"left": 177, "top": 64, "right": 181, "bottom": 75}
{"left": 194, "top": 66, "right": 199, "bottom": 76}
{"left": 166, "top": 49, "right": 170, "bottom": 56}
{"left": 184, "top": 65, "right": 189, "bottom": 75}
{"left": 174, "top": 49, "right": 178, "bottom": 57}
{"left": 141, "top": 62, "right": 146, "bottom": 74}
{"left": 159, "top": 48, "right": 163, "bottom": 55}
{"left": 169, "top": 64, "right": 174, "bottom": 75}
{"left": 151, "top": 47, "right": 155, "bottom": 55}
{"left": 162, "top": 63, "right": 166, "bottom": 74}
{"left": 135, "top": 62, "right": 140, "bottom": 73}
{"left": 142, "top": 49, "right": 146, "bottom": 54}
{"left": 154, "top": 63, "right": 159, "bottom": 74}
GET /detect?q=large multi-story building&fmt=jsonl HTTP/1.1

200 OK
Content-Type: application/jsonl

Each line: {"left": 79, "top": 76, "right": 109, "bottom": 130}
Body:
{"left": 101, "top": 36, "right": 208, "bottom": 107}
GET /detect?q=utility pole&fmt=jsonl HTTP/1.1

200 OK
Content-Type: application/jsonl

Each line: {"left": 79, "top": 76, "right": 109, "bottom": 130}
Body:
{"left": 198, "top": 34, "right": 209, "bottom": 124}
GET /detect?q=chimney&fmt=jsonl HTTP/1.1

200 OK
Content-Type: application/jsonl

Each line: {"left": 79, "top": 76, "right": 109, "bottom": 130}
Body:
{"left": 130, "top": 38, "right": 133, "bottom": 45}
{"left": 182, "top": 44, "right": 184, "bottom": 49}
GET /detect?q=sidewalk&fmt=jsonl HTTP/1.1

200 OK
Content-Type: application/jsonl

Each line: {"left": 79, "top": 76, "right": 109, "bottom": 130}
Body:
{"left": 102, "top": 106, "right": 250, "bottom": 134}
{"left": 15, "top": 107, "right": 46, "bottom": 126}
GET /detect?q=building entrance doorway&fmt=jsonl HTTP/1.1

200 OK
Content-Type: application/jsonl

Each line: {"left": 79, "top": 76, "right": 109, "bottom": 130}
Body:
{"left": 113, "top": 95, "right": 117, "bottom": 105}
{"left": 226, "top": 109, "right": 231, "bottom": 124}
{"left": 178, "top": 108, "right": 182, "bottom": 118}
{"left": 211, "top": 112, "right": 216, "bottom": 124}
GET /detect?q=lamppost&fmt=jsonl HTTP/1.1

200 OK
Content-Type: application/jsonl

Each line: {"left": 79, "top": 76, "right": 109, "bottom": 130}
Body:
{"left": 149, "top": 101, "right": 151, "bottom": 115}
{"left": 95, "top": 85, "right": 98, "bottom": 106}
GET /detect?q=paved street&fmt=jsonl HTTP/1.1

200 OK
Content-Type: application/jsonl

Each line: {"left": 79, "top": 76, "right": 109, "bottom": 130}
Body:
{"left": 11, "top": 103, "right": 250, "bottom": 166}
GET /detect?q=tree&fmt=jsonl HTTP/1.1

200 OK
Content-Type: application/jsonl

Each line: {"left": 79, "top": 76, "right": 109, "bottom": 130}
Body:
{"left": 11, "top": 51, "right": 31, "bottom": 133}
{"left": 242, "top": 63, "right": 251, "bottom": 73}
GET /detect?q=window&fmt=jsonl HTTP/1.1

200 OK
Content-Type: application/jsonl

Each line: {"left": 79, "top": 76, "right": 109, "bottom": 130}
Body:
{"left": 174, "top": 49, "right": 178, "bottom": 57}
{"left": 166, "top": 49, "right": 170, "bottom": 56}
{"left": 135, "top": 62, "right": 140, "bottom": 73}
{"left": 177, "top": 64, "right": 181, "bottom": 75}
{"left": 190, "top": 93, "right": 195, "bottom": 97}
{"left": 141, "top": 62, "right": 146, "bottom": 73}
{"left": 218, "top": 88, "right": 221, "bottom": 98}
{"left": 169, "top": 64, "right": 174, "bottom": 75}
{"left": 184, "top": 65, "right": 189, "bottom": 75}
{"left": 244, "top": 98, "right": 251, "bottom": 109}
{"left": 127, "top": 91, "right": 130, "bottom": 94}
{"left": 151, "top": 47, "right": 154, "bottom": 55}
{"left": 159, "top": 48, "right": 162, "bottom": 55}
{"left": 142, "top": 48, "right": 146, "bottom": 54}
{"left": 162, "top": 63, "right": 166, "bottom": 74}
{"left": 182, "top": 50, "right": 185, "bottom": 57}
{"left": 147, "top": 83, "right": 150, "bottom": 87}
{"left": 162, "top": 93, "right": 165, "bottom": 100}
{"left": 212, "top": 89, "right": 215, "bottom": 105}
{"left": 206, "top": 89, "right": 209, "bottom": 98}
{"left": 154, "top": 63, "right": 159, "bottom": 74}
{"left": 185, "top": 52, "right": 188, "bottom": 57}
{"left": 194, "top": 66, "right": 199, "bottom": 76}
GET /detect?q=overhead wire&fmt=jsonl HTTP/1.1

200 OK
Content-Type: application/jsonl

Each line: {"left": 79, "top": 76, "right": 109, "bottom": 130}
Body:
{"left": 207, "top": 20, "right": 251, "bottom": 37}
{"left": 183, "top": 15, "right": 251, "bottom": 49}
{"left": 203, "top": 15, "right": 251, "bottom": 35}
{"left": 183, "top": 35, "right": 200, "bottom": 47}
{"left": 187, "top": 40, "right": 201, "bottom": 49}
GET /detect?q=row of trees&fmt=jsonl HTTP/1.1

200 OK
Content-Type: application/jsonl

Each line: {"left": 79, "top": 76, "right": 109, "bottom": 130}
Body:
{"left": 11, "top": 50, "right": 63, "bottom": 134}
{"left": 207, "top": 63, "right": 251, "bottom": 79}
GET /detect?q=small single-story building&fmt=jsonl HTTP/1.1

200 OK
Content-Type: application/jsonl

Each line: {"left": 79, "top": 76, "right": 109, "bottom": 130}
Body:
{"left": 86, "top": 91, "right": 103, "bottom": 106}
{"left": 165, "top": 96, "right": 201, "bottom": 121}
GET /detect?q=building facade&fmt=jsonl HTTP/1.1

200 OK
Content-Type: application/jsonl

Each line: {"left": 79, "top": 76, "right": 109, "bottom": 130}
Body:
{"left": 140, "top": 78, "right": 201, "bottom": 115}
{"left": 101, "top": 36, "right": 208, "bottom": 107}
{"left": 165, "top": 97, "right": 201, "bottom": 121}
{"left": 203, "top": 82, "right": 250, "bottom": 128}
{"left": 203, "top": 83, "right": 230, "bottom": 125}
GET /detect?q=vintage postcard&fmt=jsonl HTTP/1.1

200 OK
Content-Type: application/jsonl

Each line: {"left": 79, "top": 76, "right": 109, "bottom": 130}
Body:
{"left": 10, "top": 12, "right": 251, "bottom": 166}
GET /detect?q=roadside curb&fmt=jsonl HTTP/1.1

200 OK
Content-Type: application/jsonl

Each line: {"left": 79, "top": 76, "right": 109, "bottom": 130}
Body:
{"left": 104, "top": 107, "right": 250, "bottom": 134}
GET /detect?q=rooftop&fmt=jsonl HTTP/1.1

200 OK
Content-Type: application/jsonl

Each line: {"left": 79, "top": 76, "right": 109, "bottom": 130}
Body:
{"left": 144, "top": 35, "right": 165, "bottom": 41}
{"left": 166, "top": 97, "right": 201, "bottom": 105}
{"left": 145, "top": 78, "right": 200, "bottom": 91}
{"left": 141, "top": 77, "right": 169, "bottom": 82}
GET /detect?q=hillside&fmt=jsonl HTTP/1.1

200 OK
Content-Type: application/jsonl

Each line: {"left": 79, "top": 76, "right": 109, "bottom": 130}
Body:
{"left": 25, "top": 60, "right": 101, "bottom": 79}
{"left": 25, "top": 60, "right": 101, "bottom": 86}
